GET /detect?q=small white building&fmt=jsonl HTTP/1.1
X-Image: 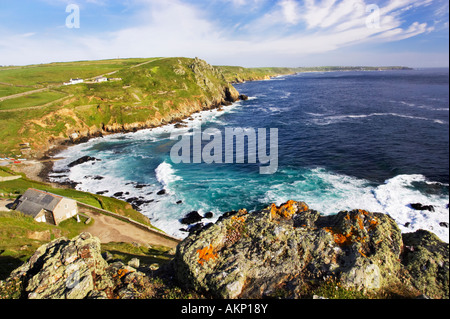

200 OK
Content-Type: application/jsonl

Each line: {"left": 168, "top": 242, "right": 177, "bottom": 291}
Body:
{"left": 14, "top": 188, "right": 78, "bottom": 225}
{"left": 64, "top": 78, "right": 84, "bottom": 86}
{"left": 95, "top": 77, "right": 108, "bottom": 83}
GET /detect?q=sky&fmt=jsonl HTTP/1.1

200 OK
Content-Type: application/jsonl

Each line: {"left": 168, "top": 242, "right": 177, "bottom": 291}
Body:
{"left": 0, "top": 0, "right": 448, "bottom": 67}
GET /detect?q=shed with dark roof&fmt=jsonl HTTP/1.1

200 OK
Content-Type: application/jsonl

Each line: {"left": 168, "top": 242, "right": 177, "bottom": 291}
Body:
{"left": 14, "top": 188, "right": 78, "bottom": 225}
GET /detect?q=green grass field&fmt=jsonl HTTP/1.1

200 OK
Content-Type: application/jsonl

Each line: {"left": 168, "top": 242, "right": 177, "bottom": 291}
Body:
{"left": 0, "top": 166, "right": 153, "bottom": 226}
{"left": 0, "top": 90, "right": 67, "bottom": 110}
{"left": 0, "top": 84, "right": 36, "bottom": 98}
{"left": 0, "top": 58, "right": 152, "bottom": 87}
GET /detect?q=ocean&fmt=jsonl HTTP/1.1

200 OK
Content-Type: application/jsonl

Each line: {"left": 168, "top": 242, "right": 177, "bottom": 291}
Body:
{"left": 50, "top": 68, "right": 449, "bottom": 242}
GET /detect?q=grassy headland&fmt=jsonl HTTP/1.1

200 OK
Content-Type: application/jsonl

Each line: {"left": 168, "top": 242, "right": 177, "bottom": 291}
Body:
{"left": 0, "top": 57, "right": 240, "bottom": 158}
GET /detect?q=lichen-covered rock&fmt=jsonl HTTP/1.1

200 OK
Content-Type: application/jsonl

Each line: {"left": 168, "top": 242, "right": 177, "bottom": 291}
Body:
{"left": 173, "top": 201, "right": 447, "bottom": 299}
{"left": 8, "top": 232, "right": 113, "bottom": 299}
{"left": 401, "top": 230, "right": 449, "bottom": 299}
{"left": 2, "top": 233, "right": 157, "bottom": 299}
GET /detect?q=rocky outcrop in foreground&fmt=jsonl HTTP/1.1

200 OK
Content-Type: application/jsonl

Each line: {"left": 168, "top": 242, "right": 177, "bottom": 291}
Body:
{"left": 1, "top": 201, "right": 448, "bottom": 299}
{"left": 174, "top": 201, "right": 449, "bottom": 299}
{"left": 0, "top": 233, "right": 155, "bottom": 299}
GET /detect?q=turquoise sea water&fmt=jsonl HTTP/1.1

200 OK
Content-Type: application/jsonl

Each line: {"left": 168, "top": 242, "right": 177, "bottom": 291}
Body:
{"left": 51, "top": 69, "right": 449, "bottom": 241}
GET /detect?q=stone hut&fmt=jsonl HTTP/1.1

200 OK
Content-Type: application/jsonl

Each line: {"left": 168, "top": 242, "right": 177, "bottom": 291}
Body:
{"left": 14, "top": 188, "right": 78, "bottom": 225}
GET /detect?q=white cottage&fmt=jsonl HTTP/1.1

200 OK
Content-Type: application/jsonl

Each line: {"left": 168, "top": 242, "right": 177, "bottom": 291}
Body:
{"left": 14, "top": 188, "right": 78, "bottom": 225}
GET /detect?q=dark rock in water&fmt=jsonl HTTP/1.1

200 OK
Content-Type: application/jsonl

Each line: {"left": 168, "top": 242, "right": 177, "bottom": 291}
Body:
{"left": 176, "top": 200, "right": 183, "bottom": 205}
{"left": 239, "top": 94, "right": 249, "bottom": 101}
{"left": 181, "top": 211, "right": 203, "bottom": 225}
{"left": 157, "top": 189, "right": 166, "bottom": 195}
{"left": 113, "top": 192, "right": 124, "bottom": 197}
{"left": 174, "top": 122, "right": 188, "bottom": 129}
{"left": 404, "top": 222, "right": 411, "bottom": 228}
{"left": 126, "top": 197, "right": 139, "bottom": 203}
{"left": 204, "top": 212, "right": 214, "bottom": 219}
{"left": 134, "top": 199, "right": 153, "bottom": 207}
{"left": 96, "top": 191, "right": 108, "bottom": 195}
{"left": 439, "top": 222, "right": 449, "bottom": 228}
{"left": 135, "top": 184, "right": 148, "bottom": 189}
{"left": 68, "top": 156, "right": 100, "bottom": 168}
{"left": 188, "top": 223, "right": 204, "bottom": 234}
{"left": 410, "top": 203, "right": 435, "bottom": 212}
{"left": 85, "top": 175, "right": 104, "bottom": 180}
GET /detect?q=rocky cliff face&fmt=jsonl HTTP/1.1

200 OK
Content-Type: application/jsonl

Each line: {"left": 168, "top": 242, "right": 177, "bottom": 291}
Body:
{"left": 1, "top": 202, "right": 448, "bottom": 299}
{"left": 173, "top": 201, "right": 449, "bottom": 299}
{"left": 24, "top": 58, "right": 241, "bottom": 158}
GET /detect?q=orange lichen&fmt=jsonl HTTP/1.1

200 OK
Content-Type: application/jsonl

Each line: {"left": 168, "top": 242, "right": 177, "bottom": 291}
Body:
{"left": 358, "top": 248, "right": 367, "bottom": 258}
{"left": 324, "top": 227, "right": 354, "bottom": 246}
{"left": 116, "top": 268, "right": 129, "bottom": 279}
{"left": 324, "top": 210, "right": 379, "bottom": 255}
{"left": 197, "top": 245, "right": 218, "bottom": 266}
{"left": 270, "top": 200, "right": 308, "bottom": 219}
{"left": 231, "top": 215, "right": 247, "bottom": 223}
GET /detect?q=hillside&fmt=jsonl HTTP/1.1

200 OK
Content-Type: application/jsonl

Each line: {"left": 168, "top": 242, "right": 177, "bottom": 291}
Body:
{"left": 216, "top": 66, "right": 300, "bottom": 83}
{"left": 0, "top": 165, "right": 177, "bottom": 281}
{"left": 0, "top": 57, "right": 241, "bottom": 158}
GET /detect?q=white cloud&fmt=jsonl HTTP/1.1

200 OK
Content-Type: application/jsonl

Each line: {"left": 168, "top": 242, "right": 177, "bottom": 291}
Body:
{"left": 280, "top": 0, "right": 301, "bottom": 24}
{"left": 0, "top": 0, "right": 446, "bottom": 67}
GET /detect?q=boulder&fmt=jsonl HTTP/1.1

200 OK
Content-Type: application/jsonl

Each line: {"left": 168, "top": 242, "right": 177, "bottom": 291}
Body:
{"left": 173, "top": 201, "right": 448, "bottom": 299}
{"left": 2, "top": 233, "right": 155, "bottom": 299}
{"left": 180, "top": 211, "right": 203, "bottom": 225}
{"left": 204, "top": 212, "right": 214, "bottom": 219}
{"left": 401, "top": 230, "right": 449, "bottom": 299}
{"left": 410, "top": 203, "right": 435, "bottom": 212}
{"left": 7, "top": 233, "right": 113, "bottom": 299}
{"left": 68, "top": 156, "right": 100, "bottom": 168}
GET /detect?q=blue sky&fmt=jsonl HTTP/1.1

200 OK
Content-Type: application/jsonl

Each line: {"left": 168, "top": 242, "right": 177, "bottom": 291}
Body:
{"left": 0, "top": 0, "right": 448, "bottom": 67}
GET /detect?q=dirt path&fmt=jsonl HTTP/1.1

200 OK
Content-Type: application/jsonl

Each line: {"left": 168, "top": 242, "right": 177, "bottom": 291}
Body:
{"left": 84, "top": 211, "right": 180, "bottom": 249}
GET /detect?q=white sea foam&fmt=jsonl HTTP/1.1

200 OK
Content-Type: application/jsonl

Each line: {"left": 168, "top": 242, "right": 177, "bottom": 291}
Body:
{"left": 262, "top": 169, "right": 449, "bottom": 242}
{"left": 309, "top": 112, "right": 448, "bottom": 126}
{"left": 155, "top": 162, "right": 182, "bottom": 190}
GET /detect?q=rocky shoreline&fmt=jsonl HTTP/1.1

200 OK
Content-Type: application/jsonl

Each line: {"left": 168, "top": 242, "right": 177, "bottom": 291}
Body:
{"left": 34, "top": 88, "right": 247, "bottom": 187}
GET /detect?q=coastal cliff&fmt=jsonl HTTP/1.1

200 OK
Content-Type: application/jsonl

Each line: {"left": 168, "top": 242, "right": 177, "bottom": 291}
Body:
{"left": 1, "top": 201, "right": 448, "bottom": 299}
{"left": 1, "top": 58, "right": 240, "bottom": 158}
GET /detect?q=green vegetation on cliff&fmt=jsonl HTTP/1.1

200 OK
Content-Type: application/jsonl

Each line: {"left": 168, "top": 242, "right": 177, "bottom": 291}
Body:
{"left": 0, "top": 57, "right": 239, "bottom": 157}
{"left": 0, "top": 167, "right": 152, "bottom": 226}
{"left": 216, "top": 65, "right": 412, "bottom": 83}
{"left": 216, "top": 66, "right": 300, "bottom": 83}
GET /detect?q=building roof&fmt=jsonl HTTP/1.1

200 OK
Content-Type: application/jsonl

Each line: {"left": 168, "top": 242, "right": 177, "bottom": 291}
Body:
{"left": 15, "top": 188, "right": 64, "bottom": 218}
